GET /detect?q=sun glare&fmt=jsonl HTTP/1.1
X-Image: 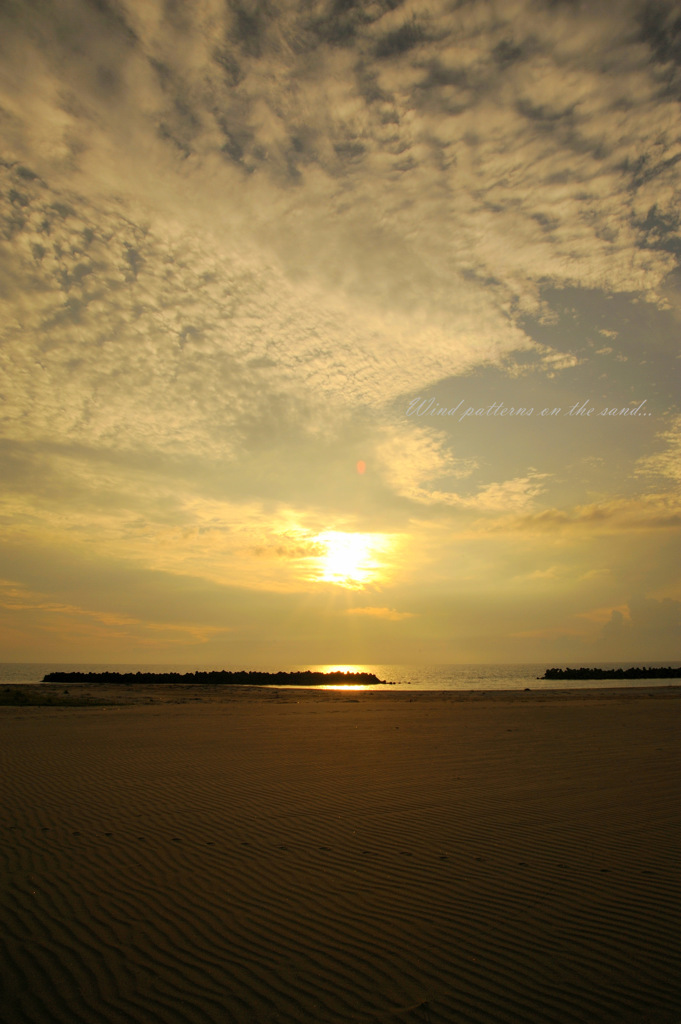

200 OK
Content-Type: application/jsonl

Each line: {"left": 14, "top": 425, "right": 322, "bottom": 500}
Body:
{"left": 312, "top": 531, "right": 390, "bottom": 589}
{"left": 303, "top": 665, "right": 374, "bottom": 689}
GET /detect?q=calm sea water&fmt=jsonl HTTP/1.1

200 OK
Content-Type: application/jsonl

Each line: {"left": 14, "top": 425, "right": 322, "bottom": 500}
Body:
{"left": 1, "top": 662, "right": 680, "bottom": 690}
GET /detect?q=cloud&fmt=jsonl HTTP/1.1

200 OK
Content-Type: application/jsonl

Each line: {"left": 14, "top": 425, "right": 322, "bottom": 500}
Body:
{"left": 0, "top": 467, "right": 413, "bottom": 595}
{"left": 0, "top": 156, "right": 531, "bottom": 480}
{"left": 597, "top": 594, "right": 681, "bottom": 658}
{"left": 508, "top": 627, "right": 584, "bottom": 640}
{"left": 483, "top": 493, "right": 681, "bottom": 533}
{"left": 374, "top": 427, "right": 476, "bottom": 504}
{"left": 519, "top": 566, "right": 565, "bottom": 582}
{"left": 2, "top": 0, "right": 680, "bottom": 452}
{"left": 2, "top": 0, "right": 680, "bottom": 487}
{"left": 578, "top": 604, "right": 631, "bottom": 626}
{"left": 375, "top": 425, "right": 547, "bottom": 511}
{"left": 0, "top": 579, "right": 231, "bottom": 646}
{"left": 637, "top": 414, "right": 681, "bottom": 483}
{"left": 345, "top": 606, "right": 416, "bottom": 621}
{"left": 469, "top": 475, "right": 548, "bottom": 513}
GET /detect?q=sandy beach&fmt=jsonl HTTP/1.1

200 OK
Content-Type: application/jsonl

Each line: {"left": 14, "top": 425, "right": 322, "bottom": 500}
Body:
{"left": 1, "top": 687, "right": 680, "bottom": 1024}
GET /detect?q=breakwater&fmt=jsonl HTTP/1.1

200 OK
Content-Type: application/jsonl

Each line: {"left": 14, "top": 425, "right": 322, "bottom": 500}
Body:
{"left": 541, "top": 666, "right": 681, "bottom": 680}
{"left": 42, "top": 669, "right": 393, "bottom": 686}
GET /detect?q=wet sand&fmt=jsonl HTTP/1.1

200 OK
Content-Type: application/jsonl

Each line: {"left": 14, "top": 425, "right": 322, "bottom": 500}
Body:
{"left": 1, "top": 687, "right": 680, "bottom": 1023}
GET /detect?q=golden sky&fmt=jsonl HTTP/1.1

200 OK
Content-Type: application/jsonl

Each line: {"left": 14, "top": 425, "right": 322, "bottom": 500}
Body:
{"left": 1, "top": 0, "right": 680, "bottom": 665}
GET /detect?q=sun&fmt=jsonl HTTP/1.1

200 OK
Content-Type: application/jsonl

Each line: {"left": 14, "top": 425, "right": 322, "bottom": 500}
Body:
{"left": 312, "top": 531, "right": 389, "bottom": 589}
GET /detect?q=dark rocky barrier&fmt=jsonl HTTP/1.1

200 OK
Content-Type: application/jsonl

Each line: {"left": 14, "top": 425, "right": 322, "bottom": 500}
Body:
{"left": 42, "top": 669, "right": 394, "bottom": 686}
{"left": 541, "top": 666, "right": 681, "bottom": 680}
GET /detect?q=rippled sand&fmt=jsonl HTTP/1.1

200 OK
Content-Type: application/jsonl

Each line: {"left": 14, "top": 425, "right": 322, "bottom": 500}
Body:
{"left": 1, "top": 688, "right": 680, "bottom": 1023}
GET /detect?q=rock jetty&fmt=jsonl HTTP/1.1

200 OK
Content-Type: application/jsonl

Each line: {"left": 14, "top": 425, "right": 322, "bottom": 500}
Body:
{"left": 541, "top": 666, "right": 681, "bottom": 680}
{"left": 42, "top": 669, "right": 393, "bottom": 686}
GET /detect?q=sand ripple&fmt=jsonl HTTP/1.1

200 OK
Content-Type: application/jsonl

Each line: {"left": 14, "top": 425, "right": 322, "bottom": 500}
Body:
{"left": 1, "top": 695, "right": 680, "bottom": 1023}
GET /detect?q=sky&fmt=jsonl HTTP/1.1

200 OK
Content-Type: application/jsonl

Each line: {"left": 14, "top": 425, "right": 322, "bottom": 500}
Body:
{"left": 1, "top": 0, "right": 680, "bottom": 667}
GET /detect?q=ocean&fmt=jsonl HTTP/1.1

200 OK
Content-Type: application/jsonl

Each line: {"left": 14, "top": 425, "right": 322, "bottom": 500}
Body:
{"left": 2, "top": 661, "right": 680, "bottom": 690}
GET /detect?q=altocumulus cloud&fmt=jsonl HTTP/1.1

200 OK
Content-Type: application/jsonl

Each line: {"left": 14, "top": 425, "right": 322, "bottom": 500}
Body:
{"left": 2, "top": 1, "right": 681, "bottom": 446}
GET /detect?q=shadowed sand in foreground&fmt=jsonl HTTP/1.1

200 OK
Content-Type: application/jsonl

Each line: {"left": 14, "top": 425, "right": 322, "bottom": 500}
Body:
{"left": 1, "top": 687, "right": 680, "bottom": 1024}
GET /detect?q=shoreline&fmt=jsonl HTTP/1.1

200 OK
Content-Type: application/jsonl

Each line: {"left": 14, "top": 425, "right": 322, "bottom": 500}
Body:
{"left": 3, "top": 682, "right": 681, "bottom": 707}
